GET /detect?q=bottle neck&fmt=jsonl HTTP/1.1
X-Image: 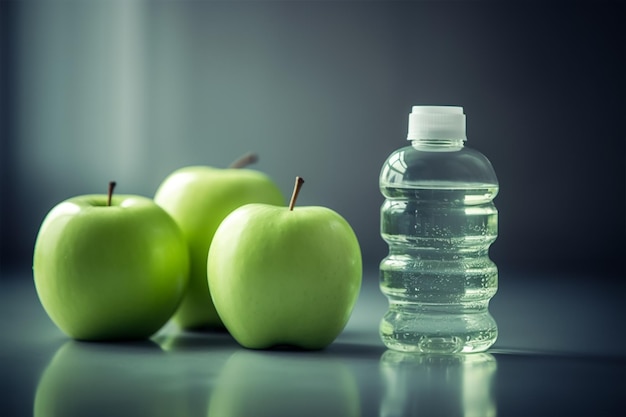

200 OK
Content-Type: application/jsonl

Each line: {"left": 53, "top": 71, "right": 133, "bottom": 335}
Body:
{"left": 411, "top": 138, "right": 465, "bottom": 151}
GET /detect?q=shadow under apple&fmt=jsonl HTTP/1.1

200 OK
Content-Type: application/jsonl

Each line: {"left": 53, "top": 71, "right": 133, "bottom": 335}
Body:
{"left": 154, "top": 329, "right": 237, "bottom": 352}
{"left": 33, "top": 340, "right": 198, "bottom": 417}
{"left": 207, "top": 349, "right": 361, "bottom": 417}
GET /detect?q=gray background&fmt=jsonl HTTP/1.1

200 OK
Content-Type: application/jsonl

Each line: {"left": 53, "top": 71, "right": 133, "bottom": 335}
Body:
{"left": 1, "top": 0, "right": 624, "bottom": 279}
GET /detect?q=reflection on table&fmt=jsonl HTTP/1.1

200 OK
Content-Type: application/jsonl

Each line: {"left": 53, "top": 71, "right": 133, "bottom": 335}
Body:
{"left": 380, "top": 351, "right": 496, "bottom": 417}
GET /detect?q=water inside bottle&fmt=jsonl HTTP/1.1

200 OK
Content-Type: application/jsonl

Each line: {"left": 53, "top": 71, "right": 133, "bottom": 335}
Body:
{"left": 380, "top": 183, "right": 498, "bottom": 353}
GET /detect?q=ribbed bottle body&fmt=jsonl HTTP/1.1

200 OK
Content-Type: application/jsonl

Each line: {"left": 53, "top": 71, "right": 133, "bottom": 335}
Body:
{"left": 380, "top": 181, "right": 498, "bottom": 353}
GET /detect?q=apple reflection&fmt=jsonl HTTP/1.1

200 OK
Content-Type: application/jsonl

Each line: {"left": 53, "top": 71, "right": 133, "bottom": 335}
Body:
{"left": 208, "top": 350, "right": 361, "bottom": 417}
{"left": 380, "top": 351, "right": 497, "bottom": 417}
{"left": 34, "top": 341, "right": 192, "bottom": 417}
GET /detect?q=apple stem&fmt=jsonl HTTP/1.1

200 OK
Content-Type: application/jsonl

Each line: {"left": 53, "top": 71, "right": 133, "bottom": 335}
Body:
{"left": 229, "top": 152, "right": 259, "bottom": 169}
{"left": 107, "top": 181, "right": 116, "bottom": 207}
{"left": 289, "top": 177, "right": 304, "bottom": 211}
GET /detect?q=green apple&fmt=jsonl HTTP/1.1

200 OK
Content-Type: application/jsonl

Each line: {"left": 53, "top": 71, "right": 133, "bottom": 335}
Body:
{"left": 207, "top": 177, "right": 362, "bottom": 349}
{"left": 154, "top": 154, "right": 284, "bottom": 330}
{"left": 33, "top": 182, "right": 189, "bottom": 341}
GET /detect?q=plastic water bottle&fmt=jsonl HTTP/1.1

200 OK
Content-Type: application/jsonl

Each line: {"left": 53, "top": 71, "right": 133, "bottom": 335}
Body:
{"left": 379, "top": 106, "right": 499, "bottom": 353}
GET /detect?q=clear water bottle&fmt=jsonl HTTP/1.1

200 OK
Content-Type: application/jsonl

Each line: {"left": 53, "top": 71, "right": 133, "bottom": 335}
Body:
{"left": 379, "top": 106, "right": 498, "bottom": 353}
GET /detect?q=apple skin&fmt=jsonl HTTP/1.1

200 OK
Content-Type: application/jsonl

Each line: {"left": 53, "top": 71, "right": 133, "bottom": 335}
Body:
{"left": 207, "top": 203, "right": 362, "bottom": 350}
{"left": 154, "top": 167, "right": 284, "bottom": 330}
{"left": 33, "top": 195, "right": 189, "bottom": 341}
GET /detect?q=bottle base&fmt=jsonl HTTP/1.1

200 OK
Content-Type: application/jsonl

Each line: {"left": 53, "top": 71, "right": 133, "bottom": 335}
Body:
{"left": 380, "top": 318, "right": 497, "bottom": 354}
{"left": 381, "top": 333, "right": 496, "bottom": 354}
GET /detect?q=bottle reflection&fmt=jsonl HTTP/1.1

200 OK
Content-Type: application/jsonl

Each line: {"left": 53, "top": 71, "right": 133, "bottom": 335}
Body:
{"left": 380, "top": 351, "right": 497, "bottom": 417}
{"left": 34, "top": 341, "right": 194, "bottom": 417}
{"left": 208, "top": 350, "right": 361, "bottom": 417}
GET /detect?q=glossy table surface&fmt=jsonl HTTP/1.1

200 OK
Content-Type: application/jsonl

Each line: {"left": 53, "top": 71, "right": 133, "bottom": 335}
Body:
{"left": 1, "top": 268, "right": 624, "bottom": 416}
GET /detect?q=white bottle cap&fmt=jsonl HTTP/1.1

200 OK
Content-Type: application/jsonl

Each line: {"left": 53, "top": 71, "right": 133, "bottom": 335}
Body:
{"left": 407, "top": 105, "right": 466, "bottom": 141}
